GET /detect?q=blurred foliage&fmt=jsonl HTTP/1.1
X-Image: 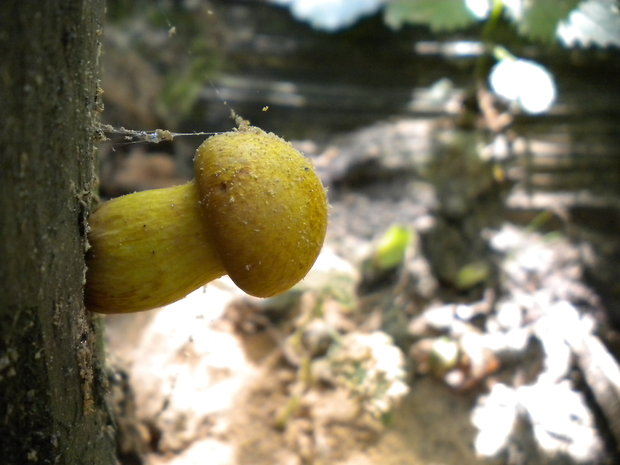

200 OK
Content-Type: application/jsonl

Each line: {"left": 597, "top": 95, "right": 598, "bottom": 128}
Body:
{"left": 455, "top": 260, "right": 491, "bottom": 290}
{"left": 159, "top": 44, "right": 222, "bottom": 126}
{"left": 384, "top": 0, "right": 478, "bottom": 31}
{"left": 272, "top": 0, "right": 619, "bottom": 115}
{"left": 274, "top": 0, "right": 620, "bottom": 47}
{"left": 558, "top": 0, "right": 620, "bottom": 47}
{"left": 383, "top": 0, "right": 620, "bottom": 47}
{"left": 372, "top": 225, "right": 415, "bottom": 270}
{"left": 105, "top": 0, "right": 223, "bottom": 127}
{"left": 384, "top": 0, "right": 617, "bottom": 114}
{"left": 514, "top": 0, "right": 581, "bottom": 43}
{"left": 105, "top": 0, "right": 620, "bottom": 127}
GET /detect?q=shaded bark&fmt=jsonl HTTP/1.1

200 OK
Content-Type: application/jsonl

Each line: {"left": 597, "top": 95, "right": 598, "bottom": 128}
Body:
{"left": 0, "top": 1, "right": 116, "bottom": 464}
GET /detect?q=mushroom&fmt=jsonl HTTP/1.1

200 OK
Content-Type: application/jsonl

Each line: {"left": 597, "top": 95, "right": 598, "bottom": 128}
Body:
{"left": 85, "top": 126, "right": 328, "bottom": 313}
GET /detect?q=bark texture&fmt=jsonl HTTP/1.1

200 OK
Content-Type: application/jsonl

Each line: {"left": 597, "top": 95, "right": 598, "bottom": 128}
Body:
{"left": 0, "top": 2, "right": 116, "bottom": 464}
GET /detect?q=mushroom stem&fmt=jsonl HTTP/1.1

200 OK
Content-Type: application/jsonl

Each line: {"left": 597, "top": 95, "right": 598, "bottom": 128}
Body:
{"left": 85, "top": 181, "right": 225, "bottom": 314}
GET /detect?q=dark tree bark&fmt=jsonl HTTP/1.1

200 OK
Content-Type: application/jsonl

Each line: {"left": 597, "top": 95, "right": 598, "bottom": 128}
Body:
{"left": 0, "top": 2, "right": 117, "bottom": 464}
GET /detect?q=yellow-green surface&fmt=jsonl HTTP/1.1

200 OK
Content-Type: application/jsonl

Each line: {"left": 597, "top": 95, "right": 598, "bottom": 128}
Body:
{"left": 85, "top": 182, "right": 225, "bottom": 313}
{"left": 195, "top": 127, "right": 328, "bottom": 297}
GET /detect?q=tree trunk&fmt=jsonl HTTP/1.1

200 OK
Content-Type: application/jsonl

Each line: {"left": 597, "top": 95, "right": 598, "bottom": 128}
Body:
{"left": 0, "top": 2, "right": 117, "bottom": 464}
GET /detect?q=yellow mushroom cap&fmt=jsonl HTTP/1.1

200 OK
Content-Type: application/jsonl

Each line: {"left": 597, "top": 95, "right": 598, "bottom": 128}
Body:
{"left": 194, "top": 127, "right": 327, "bottom": 297}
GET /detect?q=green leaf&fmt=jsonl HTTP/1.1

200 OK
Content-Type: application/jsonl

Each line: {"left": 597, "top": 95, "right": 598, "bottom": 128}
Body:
{"left": 384, "top": 0, "right": 479, "bottom": 31}
{"left": 515, "top": 0, "right": 581, "bottom": 43}
{"left": 373, "top": 225, "right": 415, "bottom": 270}
{"left": 557, "top": 0, "right": 620, "bottom": 48}
{"left": 455, "top": 260, "right": 490, "bottom": 290}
